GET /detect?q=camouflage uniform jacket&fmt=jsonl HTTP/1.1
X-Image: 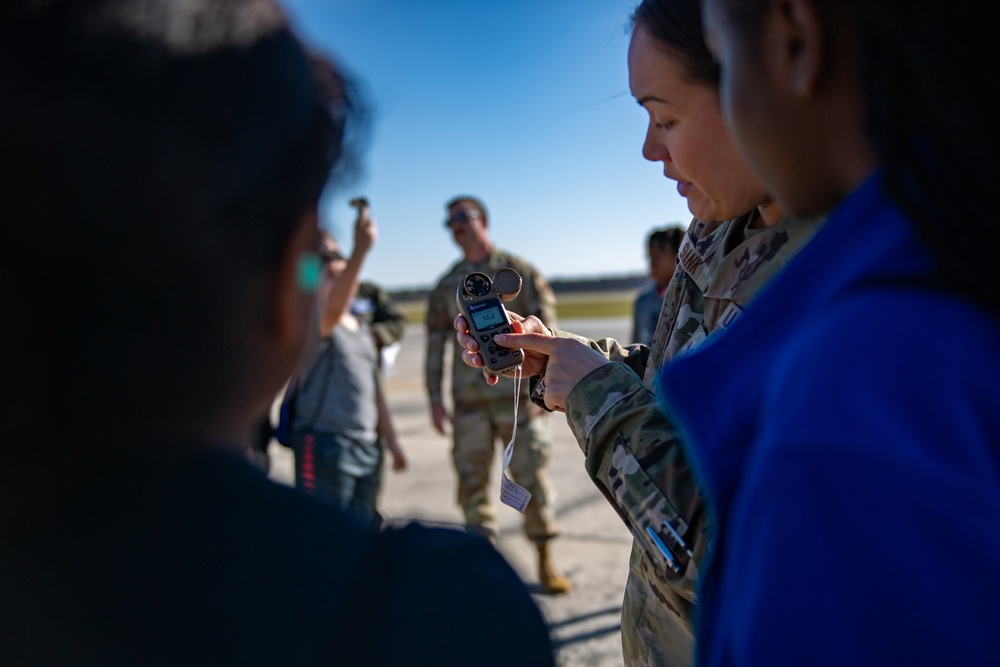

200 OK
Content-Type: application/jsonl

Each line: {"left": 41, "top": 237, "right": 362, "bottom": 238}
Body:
{"left": 426, "top": 248, "right": 556, "bottom": 408}
{"left": 547, "top": 213, "right": 823, "bottom": 656}
{"left": 352, "top": 281, "right": 407, "bottom": 351}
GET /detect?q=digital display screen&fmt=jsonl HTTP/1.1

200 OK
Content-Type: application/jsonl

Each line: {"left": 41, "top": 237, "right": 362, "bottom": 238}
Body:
{"left": 470, "top": 300, "right": 506, "bottom": 331}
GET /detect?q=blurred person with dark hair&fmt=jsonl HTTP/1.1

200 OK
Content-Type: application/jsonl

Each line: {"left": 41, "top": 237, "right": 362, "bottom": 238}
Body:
{"left": 632, "top": 225, "right": 684, "bottom": 346}
{"left": 0, "top": 1, "right": 554, "bottom": 664}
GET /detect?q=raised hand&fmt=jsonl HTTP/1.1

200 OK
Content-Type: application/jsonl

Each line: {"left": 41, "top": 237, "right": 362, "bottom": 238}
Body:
{"left": 350, "top": 197, "right": 376, "bottom": 256}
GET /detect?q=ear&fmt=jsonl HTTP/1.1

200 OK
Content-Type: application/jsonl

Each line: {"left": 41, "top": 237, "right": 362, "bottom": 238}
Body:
{"left": 770, "top": 0, "right": 826, "bottom": 98}
{"left": 272, "top": 208, "right": 321, "bottom": 345}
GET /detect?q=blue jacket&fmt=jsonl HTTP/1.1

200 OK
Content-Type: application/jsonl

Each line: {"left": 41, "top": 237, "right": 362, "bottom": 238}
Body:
{"left": 659, "top": 172, "right": 1000, "bottom": 666}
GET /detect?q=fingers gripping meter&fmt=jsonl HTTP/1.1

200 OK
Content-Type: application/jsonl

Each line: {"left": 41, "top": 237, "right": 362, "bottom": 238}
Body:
{"left": 456, "top": 269, "right": 524, "bottom": 376}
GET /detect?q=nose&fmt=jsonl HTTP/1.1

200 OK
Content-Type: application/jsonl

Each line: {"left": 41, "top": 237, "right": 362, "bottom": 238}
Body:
{"left": 642, "top": 121, "right": 669, "bottom": 163}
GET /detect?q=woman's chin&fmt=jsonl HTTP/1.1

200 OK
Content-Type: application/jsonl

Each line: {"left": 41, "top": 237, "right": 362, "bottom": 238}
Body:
{"left": 687, "top": 199, "right": 756, "bottom": 223}
{"left": 686, "top": 199, "right": 715, "bottom": 221}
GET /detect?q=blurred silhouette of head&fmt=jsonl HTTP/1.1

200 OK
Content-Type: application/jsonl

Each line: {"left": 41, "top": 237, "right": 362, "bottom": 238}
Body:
{"left": 0, "top": 0, "right": 365, "bottom": 443}
{"left": 647, "top": 226, "right": 683, "bottom": 289}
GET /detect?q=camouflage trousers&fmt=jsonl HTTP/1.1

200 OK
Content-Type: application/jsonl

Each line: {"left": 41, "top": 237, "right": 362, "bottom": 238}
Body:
{"left": 621, "top": 541, "right": 695, "bottom": 667}
{"left": 451, "top": 399, "right": 557, "bottom": 543}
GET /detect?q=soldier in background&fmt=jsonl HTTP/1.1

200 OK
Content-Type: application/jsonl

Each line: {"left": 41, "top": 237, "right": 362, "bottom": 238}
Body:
{"left": 631, "top": 226, "right": 683, "bottom": 346}
{"left": 352, "top": 280, "right": 407, "bottom": 377}
{"left": 425, "top": 195, "right": 571, "bottom": 595}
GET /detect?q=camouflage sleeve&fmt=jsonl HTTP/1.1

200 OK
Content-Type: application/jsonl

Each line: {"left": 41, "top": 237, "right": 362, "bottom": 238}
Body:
{"left": 364, "top": 284, "right": 407, "bottom": 349}
{"left": 563, "top": 362, "right": 703, "bottom": 602}
{"left": 424, "top": 279, "right": 452, "bottom": 407}
{"left": 548, "top": 329, "right": 649, "bottom": 377}
{"left": 528, "top": 330, "right": 650, "bottom": 410}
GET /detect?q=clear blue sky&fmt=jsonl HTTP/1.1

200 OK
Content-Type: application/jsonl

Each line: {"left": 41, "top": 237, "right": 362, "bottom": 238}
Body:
{"left": 281, "top": 0, "right": 692, "bottom": 290}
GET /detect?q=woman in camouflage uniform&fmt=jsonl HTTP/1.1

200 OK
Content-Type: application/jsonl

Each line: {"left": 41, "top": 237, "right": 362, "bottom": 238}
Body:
{"left": 457, "top": 0, "right": 823, "bottom": 664}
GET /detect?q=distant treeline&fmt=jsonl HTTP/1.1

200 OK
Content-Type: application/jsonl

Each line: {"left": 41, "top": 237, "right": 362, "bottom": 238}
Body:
{"left": 389, "top": 273, "right": 648, "bottom": 303}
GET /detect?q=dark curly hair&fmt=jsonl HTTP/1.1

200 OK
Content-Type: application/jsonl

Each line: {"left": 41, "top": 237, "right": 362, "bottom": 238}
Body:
{"left": 648, "top": 227, "right": 685, "bottom": 255}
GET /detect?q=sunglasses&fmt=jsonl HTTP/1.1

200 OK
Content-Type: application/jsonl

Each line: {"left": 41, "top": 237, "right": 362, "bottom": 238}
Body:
{"left": 443, "top": 210, "right": 482, "bottom": 228}
{"left": 318, "top": 249, "right": 346, "bottom": 263}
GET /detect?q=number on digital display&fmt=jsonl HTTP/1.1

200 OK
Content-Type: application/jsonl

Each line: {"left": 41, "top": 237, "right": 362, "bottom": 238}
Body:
{"left": 472, "top": 306, "right": 503, "bottom": 329}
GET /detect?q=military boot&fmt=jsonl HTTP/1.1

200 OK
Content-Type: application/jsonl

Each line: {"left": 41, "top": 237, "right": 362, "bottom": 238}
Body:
{"left": 537, "top": 541, "right": 572, "bottom": 595}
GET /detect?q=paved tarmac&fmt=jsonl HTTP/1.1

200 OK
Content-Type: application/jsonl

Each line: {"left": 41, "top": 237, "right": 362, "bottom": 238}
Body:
{"left": 268, "top": 317, "right": 636, "bottom": 666}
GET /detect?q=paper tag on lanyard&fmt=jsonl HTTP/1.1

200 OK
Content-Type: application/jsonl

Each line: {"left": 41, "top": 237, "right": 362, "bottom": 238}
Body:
{"left": 499, "top": 367, "right": 532, "bottom": 513}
